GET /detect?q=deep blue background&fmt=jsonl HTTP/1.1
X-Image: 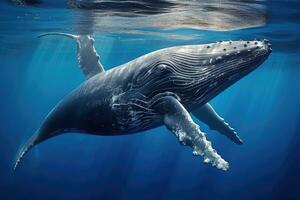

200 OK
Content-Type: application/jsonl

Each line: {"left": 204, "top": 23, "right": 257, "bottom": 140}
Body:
{"left": 0, "top": 1, "right": 300, "bottom": 199}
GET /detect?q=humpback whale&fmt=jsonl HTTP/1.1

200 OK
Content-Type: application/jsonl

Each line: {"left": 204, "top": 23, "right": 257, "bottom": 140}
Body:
{"left": 14, "top": 33, "right": 272, "bottom": 171}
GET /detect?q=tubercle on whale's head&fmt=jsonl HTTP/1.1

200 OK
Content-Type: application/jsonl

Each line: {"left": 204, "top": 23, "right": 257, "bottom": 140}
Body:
{"left": 204, "top": 39, "right": 272, "bottom": 63}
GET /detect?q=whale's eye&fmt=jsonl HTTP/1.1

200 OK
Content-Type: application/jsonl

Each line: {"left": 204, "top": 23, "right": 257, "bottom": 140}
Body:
{"left": 154, "top": 64, "right": 172, "bottom": 77}
{"left": 158, "top": 64, "right": 167, "bottom": 70}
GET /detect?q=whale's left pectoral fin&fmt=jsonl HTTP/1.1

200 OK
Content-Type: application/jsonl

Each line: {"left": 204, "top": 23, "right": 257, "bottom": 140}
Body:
{"left": 192, "top": 103, "right": 243, "bottom": 144}
{"left": 153, "top": 94, "right": 229, "bottom": 171}
{"left": 38, "top": 33, "right": 105, "bottom": 79}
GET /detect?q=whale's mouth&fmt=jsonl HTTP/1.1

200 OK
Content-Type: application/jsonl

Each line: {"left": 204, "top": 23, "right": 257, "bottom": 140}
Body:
{"left": 188, "top": 39, "right": 272, "bottom": 105}
{"left": 256, "top": 39, "right": 272, "bottom": 56}
{"left": 226, "top": 39, "right": 271, "bottom": 79}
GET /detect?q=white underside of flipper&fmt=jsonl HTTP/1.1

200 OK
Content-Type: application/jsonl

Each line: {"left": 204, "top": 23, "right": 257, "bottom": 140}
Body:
{"left": 153, "top": 94, "right": 229, "bottom": 171}
{"left": 38, "top": 32, "right": 105, "bottom": 79}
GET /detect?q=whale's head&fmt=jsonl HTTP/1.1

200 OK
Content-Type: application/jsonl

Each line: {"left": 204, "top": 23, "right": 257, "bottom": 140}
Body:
{"left": 196, "top": 39, "right": 272, "bottom": 99}
{"left": 152, "top": 39, "right": 272, "bottom": 104}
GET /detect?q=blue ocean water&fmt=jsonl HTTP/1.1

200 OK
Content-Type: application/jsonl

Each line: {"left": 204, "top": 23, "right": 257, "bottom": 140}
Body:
{"left": 0, "top": 0, "right": 300, "bottom": 199}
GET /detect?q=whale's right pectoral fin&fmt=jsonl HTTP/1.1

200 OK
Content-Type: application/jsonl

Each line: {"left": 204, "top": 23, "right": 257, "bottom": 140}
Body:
{"left": 152, "top": 94, "right": 229, "bottom": 171}
{"left": 38, "top": 32, "right": 105, "bottom": 79}
{"left": 192, "top": 103, "right": 243, "bottom": 144}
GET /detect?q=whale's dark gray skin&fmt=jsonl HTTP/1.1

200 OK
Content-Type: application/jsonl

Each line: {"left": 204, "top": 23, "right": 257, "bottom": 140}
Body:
{"left": 14, "top": 35, "right": 272, "bottom": 171}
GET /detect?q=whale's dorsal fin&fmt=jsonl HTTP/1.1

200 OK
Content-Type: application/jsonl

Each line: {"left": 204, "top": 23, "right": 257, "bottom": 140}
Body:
{"left": 38, "top": 32, "right": 105, "bottom": 79}
{"left": 193, "top": 103, "right": 243, "bottom": 144}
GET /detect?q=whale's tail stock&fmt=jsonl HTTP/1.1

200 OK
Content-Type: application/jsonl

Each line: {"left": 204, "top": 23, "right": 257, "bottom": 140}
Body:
{"left": 14, "top": 125, "right": 63, "bottom": 171}
{"left": 13, "top": 103, "right": 68, "bottom": 171}
{"left": 14, "top": 130, "right": 41, "bottom": 171}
